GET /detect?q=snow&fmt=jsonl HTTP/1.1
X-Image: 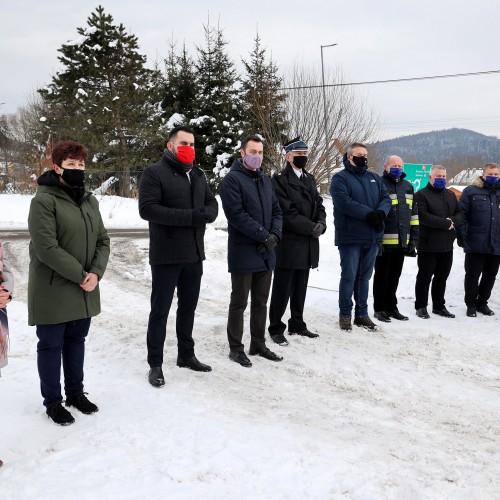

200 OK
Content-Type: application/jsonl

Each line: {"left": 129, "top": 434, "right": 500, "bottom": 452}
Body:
{"left": 166, "top": 113, "right": 186, "bottom": 129}
{"left": 39, "top": 117, "right": 47, "bottom": 122}
{"left": 1, "top": 193, "right": 499, "bottom": 498}
{"left": 189, "top": 115, "right": 215, "bottom": 126}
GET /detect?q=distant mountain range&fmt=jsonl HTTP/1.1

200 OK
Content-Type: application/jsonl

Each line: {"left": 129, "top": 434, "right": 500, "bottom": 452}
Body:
{"left": 375, "top": 128, "right": 500, "bottom": 165}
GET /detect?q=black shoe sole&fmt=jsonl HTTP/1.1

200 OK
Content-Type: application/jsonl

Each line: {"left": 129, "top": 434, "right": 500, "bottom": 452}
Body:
{"left": 249, "top": 351, "right": 283, "bottom": 362}
{"left": 65, "top": 404, "right": 98, "bottom": 415}
{"left": 50, "top": 419, "right": 75, "bottom": 426}
{"left": 228, "top": 354, "right": 252, "bottom": 367}
{"left": 176, "top": 363, "right": 212, "bottom": 372}
{"left": 270, "top": 336, "right": 289, "bottom": 346}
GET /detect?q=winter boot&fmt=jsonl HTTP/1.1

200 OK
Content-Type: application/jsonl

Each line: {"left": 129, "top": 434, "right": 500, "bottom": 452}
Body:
{"left": 65, "top": 392, "right": 99, "bottom": 415}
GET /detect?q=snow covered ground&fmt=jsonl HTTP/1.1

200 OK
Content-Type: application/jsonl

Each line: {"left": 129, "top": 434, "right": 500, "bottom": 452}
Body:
{"left": 0, "top": 193, "right": 499, "bottom": 499}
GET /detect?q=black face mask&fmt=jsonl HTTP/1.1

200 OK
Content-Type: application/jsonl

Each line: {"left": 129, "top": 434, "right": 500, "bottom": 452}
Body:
{"left": 292, "top": 156, "right": 308, "bottom": 169}
{"left": 60, "top": 168, "right": 85, "bottom": 187}
{"left": 351, "top": 155, "right": 368, "bottom": 168}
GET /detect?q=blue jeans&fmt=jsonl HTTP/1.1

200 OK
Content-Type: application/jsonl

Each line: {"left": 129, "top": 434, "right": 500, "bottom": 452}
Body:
{"left": 338, "top": 243, "right": 379, "bottom": 317}
{"left": 36, "top": 318, "right": 91, "bottom": 408}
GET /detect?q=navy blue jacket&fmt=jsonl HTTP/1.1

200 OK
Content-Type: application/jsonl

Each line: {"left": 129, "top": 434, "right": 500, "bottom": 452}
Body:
{"left": 458, "top": 177, "right": 500, "bottom": 255}
{"left": 329, "top": 156, "right": 391, "bottom": 246}
{"left": 380, "top": 172, "right": 419, "bottom": 249}
{"left": 220, "top": 159, "right": 282, "bottom": 273}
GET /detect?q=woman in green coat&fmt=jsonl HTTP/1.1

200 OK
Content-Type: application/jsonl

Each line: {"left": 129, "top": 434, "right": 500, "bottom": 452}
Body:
{"left": 28, "top": 140, "right": 110, "bottom": 426}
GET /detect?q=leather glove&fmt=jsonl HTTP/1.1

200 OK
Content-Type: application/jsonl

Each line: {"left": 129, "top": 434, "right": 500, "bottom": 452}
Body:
{"left": 366, "top": 210, "right": 386, "bottom": 232}
{"left": 457, "top": 235, "right": 468, "bottom": 248}
{"left": 257, "top": 233, "right": 279, "bottom": 254}
{"left": 406, "top": 239, "right": 417, "bottom": 257}
{"left": 311, "top": 222, "right": 325, "bottom": 238}
{"left": 191, "top": 207, "right": 212, "bottom": 226}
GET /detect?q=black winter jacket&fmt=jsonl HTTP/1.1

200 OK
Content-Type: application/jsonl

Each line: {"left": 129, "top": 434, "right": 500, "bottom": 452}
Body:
{"left": 414, "top": 183, "right": 463, "bottom": 252}
{"left": 220, "top": 159, "right": 282, "bottom": 273}
{"left": 381, "top": 172, "right": 419, "bottom": 249}
{"left": 272, "top": 164, "right": 326, "bottom": 269}
{"left": 138, "top": 151, "right": 218, "bottom": 265}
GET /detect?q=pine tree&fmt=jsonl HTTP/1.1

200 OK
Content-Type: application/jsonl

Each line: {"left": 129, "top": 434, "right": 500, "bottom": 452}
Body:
{"left": 241, "top": 33, "right": 288, "bottom": 173}
{"left": 192, "top": 23, "right": 244, "bottom": 191}
{"left": 39, "top": 5, "right": 164, "bottom": 196}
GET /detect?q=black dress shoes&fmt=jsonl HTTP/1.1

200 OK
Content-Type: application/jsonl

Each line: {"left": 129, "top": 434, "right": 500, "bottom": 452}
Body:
{"left": 477, "top": 304, "right": 495, "bottom": 316}
{"left": 229, "top": 350, "right": 252, "bottom": 367}
{"left": 288, "top": 329, "right": 319, "bottom": 338}
{"left": 416, "top": 307, "right": 430, "bottom": 319}
{"left": 388, "top": 308, "right": 409, "bottom": 321}
{"left": 374, "top": 311, "right": 391, "bottom": 322}
{"left": 432, "top": 307, "right": 455, "bottom": 318}
{"left": 148, "top": 366, "right": 165, "bottom": 387}
{"left": 466, "top": 305, "right": 477, "bottom": 317}
{"left": 177, "top": 355, "right": 212, "bottom": 372}
{"left": 270, "top": 333, "right": 289, "bottom": 346}
{"left": 248, "top": 345, "right": 283, "bottom": 362}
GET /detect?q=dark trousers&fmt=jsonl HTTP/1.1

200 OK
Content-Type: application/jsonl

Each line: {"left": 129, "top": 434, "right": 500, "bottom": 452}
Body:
{"left": 373, "top": 249, "right": 405, "bottom": 312}
{"left": 464, "top": 253, "right": 500, "bottom": 307}
{"left": 227, "top": 270, "right": 272, "bottom": 352}
{"left": 147, "top": 261, "right": 202, "bottom": 367}
{"left": 268, "top": 268, "right": 310, "bottom": 336}
{"left": 36, "top": 318, "right": 91, "bottom": 408}
{"left": 415, "top": 251, "right": 453, "bottom": 310}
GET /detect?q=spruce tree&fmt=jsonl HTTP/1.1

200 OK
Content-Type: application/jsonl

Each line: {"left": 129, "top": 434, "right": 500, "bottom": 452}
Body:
{"left": 39, "top": 5, "right": 164, "bottom": 196}
{"left": 241, "top": 33, "right": 288, "bottom": 173}
{"left": 192, "top": 23, "right": 243, "bottom": 191}
{"left": 161, "top": 42, "right": 199, "bottom": 127}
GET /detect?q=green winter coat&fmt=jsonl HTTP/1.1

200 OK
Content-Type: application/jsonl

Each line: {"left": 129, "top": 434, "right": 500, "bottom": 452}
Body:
{"left": 28, "top": 172, "right": 110, "bottom": 325}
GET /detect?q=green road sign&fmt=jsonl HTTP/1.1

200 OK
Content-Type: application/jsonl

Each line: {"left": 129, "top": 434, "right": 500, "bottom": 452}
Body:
{"left": 404, "top": 163, "right": 432, "bottom": 191}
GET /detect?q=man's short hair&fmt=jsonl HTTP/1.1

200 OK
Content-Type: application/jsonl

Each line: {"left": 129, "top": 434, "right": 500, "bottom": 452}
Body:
{"left": 241, "top": 135, "right": 263, "bottom": 151}
{"left": 168, "top": 126, "right": 194, "bottom": 141}
{"left": 347, "top": 142, "right": 367, "bottom": 154}
{"left": 52, "top": 140, "right": 88, "bottom": 167}
{"left": 430, "top": 164, "right": 446, "bottom": 175}
{"left": 483, "top": 162, "right": 500, "bottom": 174}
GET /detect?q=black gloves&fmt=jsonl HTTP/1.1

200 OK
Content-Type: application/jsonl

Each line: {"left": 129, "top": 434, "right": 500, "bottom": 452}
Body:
{"left": 457, "top": 235, "right": 468, "bottom": 248}
{"left": 406, "top": 239, "right": 417, "bottom": 257}
{"left": 192, "top": 207, "right": 212, "bottom": 226}
{"left": 311, "top": 222, "right": 325, "bottom": 238}
{"left": 257, "top": 233, "right": 279, "bottom": 253}
{"left": 366, "top": 210, "right": 386, "bottom": 232}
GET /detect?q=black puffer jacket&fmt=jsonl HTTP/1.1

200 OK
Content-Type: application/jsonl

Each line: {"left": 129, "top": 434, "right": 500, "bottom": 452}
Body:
{"left": 272, "top": 164, "right": 326, "bottom": 269}
{"left": 414, "top": 183, "right": 463, "bottom": 252}
{"left": 138, "top": 151, "right": 218, "bottom": 265}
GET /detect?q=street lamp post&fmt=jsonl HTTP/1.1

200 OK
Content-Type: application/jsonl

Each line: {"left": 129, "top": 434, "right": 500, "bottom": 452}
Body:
{"left": 320, "top": 43, "right": 337, "bottom": 160}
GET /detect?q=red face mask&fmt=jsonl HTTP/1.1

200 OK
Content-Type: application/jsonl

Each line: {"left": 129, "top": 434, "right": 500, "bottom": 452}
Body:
{"left": 176, "top": 145, "right": 195, "bottom": 165}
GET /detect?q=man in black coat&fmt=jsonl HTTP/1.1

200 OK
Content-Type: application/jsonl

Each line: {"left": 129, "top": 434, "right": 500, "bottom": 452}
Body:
{"left": 268, "top": 138, "right": 326, "bottom": 346}
{"left": 458, "top": 162, "right": 500, "bottom": 317}
{"left": 220, "top": 135, "right": 283, "bottom": 367}
{"left": 414, "top": 165, "right": 463, "bottom": 319}
{"left": 139, "top": 126, "right": 218, "bottom": 387}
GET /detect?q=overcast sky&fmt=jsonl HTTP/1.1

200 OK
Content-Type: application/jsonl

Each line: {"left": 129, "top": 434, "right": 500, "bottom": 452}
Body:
{"left": 1, "top": 0, "right": 499, "bottom": 141}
